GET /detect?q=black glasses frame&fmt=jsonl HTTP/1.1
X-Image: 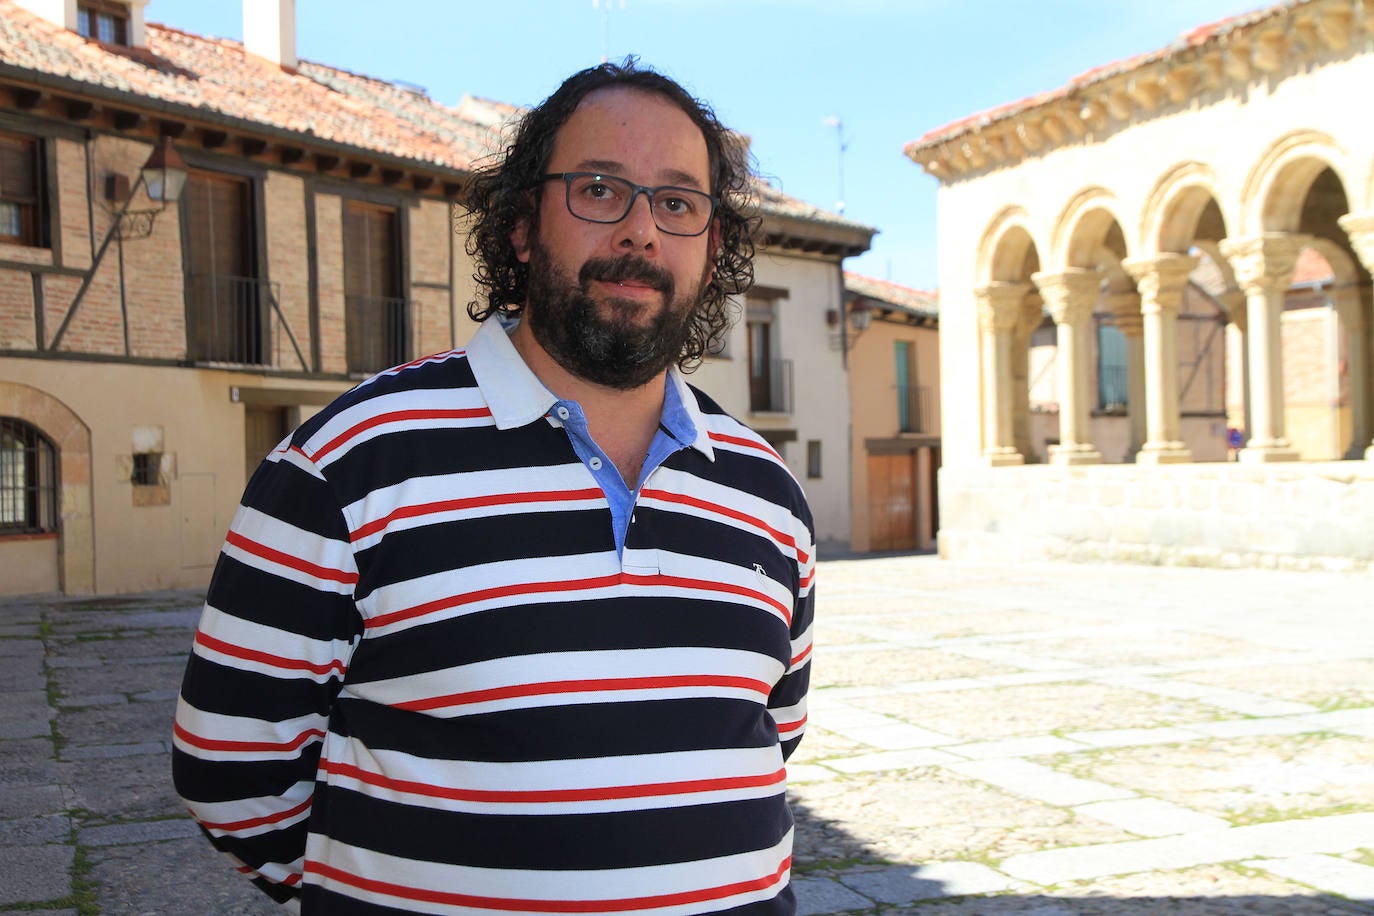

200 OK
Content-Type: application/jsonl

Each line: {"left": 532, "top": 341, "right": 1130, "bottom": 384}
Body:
{"left": 540, "top": 172, "right": 719, "bottom": 237}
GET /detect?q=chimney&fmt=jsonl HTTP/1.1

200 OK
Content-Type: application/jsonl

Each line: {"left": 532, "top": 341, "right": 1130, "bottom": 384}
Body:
{"left": 243, "top": 0, "right": 296, "bottom": 70}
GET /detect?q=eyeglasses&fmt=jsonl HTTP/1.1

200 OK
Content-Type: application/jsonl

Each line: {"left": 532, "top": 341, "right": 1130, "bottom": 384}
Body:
{"left": 541, "top": 172, "right": 718, "bottom": 237}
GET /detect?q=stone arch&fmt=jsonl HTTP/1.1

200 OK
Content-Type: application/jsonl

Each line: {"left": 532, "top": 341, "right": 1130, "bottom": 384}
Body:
{"left": 977, "top": 205, "right": 1044, "bottom": 284}
{"left": 0, "top": 382, "right": 93, "bottom": 593}
{"left": 1053, "top": 188, "right": 1132, "bottom": 269}
{"left": 1240, "top": 130, "right": 1353, "bottom": 235}
{"left": 1142, "top": 162, "right": 1232, "bottom": 255}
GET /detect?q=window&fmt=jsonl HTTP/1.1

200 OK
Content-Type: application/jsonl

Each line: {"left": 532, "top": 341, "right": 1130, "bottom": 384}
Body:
{"left": 806, "top": 440, "right": 822, "bottom": 479}
{"left": 344, "top": 200, "right": 405, "bottom": 374}
{"left": 1096, "top": 318, "right": 1128, "bottom": 411}
{"left": 77, "top": 1, "right": 129, "bottom": 45}
{"left": 0, "top": 418, "right": 58, "bottom": 534}
{"left": 0, "top": 132, "right": 42, "bottom": 247}
{"left": 184, "top": 170, "right": 264, "bottom": 364}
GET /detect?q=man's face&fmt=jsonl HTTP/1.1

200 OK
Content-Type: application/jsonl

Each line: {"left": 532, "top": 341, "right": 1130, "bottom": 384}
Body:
{"left": 512, "top": 87, "right": 717, "bottom": 390}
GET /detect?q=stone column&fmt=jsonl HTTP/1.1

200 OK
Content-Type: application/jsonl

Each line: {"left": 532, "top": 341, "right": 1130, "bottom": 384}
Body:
{"left": 1218, "top": 288, "right": 1250, "bottom": 441}
{"left": 975, "top": 282, "right": 1029, "bottom": 466}
{"left": 1032, "top": 269, "right": 1103, "bottom": 465}
{"left": 1123, "top": 254, "right": 1199, "bottom": 463}
{"left": 1105, "top": 290, "right": 1146, "bottom": 461}
{"left": 1220, "top": 234, "right": 1304, "bottom": 462}
{"left": 1012, "top": 292, "right": 1043, "bottom": 459}
{"left": 1337, "top": 211, "right": 1374, "bottom": 460}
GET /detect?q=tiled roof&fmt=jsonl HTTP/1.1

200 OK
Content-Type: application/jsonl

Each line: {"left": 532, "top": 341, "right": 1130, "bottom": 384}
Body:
{"left": 0, "top": 1, "right": 490, "bottom": 172}
{"left": 907, "top": 0, "right": 1306, "bottom": 152}
{"left": 845, "top": 271, "right": 938, "bottom": 318}
{"left": 0, "top": 0, "right": 866, "bottom": 236}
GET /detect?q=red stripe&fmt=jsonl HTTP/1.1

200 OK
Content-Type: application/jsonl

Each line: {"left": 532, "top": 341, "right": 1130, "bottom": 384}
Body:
{"left": 322, "top": 759, "right": 785, "bottom": 804}
{"left": 311, "top": 407, "right": 492, "bottom": 461}
{"left": 397, "top": 674, "right": 770, "bottom": 712}
{"left": 640, "top": 488, "right": 811, "bottom": 565}
{"left": 351, "top": 487, "right": 605, "bottom": 542}
{"left": 708, "top": 431, "right": 785, "bottom": 464}
{"left": 625, "top": 572, "right": 792, "bottom": 625}
{"left": 195, "top": 632, "right": 347, "bottom": 678}
{"left": 200, "top": 795, "right": 313, "bottom": 833}
{"left": 225, "top": 531, "right": 358, "bottom": 586}
{"left": 305, "top": 855, "right": 790, "bottom": 912}
{"left": 777, "top": 714, "right": 807, "bottom": 736}
{"left": 791, "top": 644, "right": 812, "bottom": 667}
{"left": 174, "top": 721, "right": 325, "bottom": 754}
{"left": 367, "top": 574, "right": 624, "bottom": 630}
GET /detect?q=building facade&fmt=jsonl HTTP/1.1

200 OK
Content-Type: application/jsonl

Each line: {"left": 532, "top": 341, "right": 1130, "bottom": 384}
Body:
{"left": 841, "top": 273, "right": 940, "bottom": 554}
{"left": 0, "top": 0, "right": 869, "bottom": 595}
{"left": 905, "top": 0, "right": 1374, "bottom": 569}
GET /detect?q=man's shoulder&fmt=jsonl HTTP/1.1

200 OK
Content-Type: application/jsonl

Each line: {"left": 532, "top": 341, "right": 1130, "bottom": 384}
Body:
{"left": 681, "top": 383, "right": 809, "bottom": 497}
{"left": 291, "top": 349, "right": 482, "bottom": 454}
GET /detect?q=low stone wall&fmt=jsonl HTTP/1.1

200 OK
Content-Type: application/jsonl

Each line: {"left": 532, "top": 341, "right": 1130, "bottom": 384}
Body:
{"left": 937, "top": 460, "right": 1374, "bottom": 572}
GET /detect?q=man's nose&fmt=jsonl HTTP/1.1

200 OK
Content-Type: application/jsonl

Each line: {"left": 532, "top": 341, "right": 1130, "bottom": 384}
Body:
{"left": 616, "top": 190, "right": 660, "bottom": 250}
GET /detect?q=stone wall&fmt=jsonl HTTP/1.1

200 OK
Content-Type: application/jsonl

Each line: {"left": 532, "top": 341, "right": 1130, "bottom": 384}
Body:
{"left": 938, "top": 460, "right": 1374, "bottom": 572}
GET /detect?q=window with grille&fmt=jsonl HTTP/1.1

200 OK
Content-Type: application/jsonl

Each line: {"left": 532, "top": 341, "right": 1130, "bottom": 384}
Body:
{"left": 77, "top": 1, "right": 129, "bottom": 44}
{"left": 344, "top": 200, "right": 405, "bottom": 374}
{"left": 806, "top": 440, "right": 822, "bottom": 479}
{"left": 0, "top": 418, "right": 58, "bottom": 534}
{"left": 1096, "top": 318, "right": 1128, "bottom": 411}
{"left": 184, "top": 170, "right": 264, "bottom": 363}
{"left": 0, "top": 132, "right": 43, "bottom": 247}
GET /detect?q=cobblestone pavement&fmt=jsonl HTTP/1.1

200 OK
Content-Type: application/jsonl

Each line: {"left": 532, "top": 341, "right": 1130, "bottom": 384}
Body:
{"left": 2, "top": 556, "right": 1373, "bottom": 914}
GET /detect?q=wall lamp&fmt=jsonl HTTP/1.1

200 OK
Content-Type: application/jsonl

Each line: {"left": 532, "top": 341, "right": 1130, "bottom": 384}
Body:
{"left": 49, "top": 138, "right": 188, "bottom": 350}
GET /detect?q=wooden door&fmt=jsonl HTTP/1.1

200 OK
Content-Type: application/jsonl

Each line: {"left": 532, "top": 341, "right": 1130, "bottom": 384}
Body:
{"left": 867, "top": 452, "right": 916, "bottom": 551}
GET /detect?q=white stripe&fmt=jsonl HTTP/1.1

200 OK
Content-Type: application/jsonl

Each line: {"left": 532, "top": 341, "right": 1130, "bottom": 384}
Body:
{"left": 192, "top": 605, "right": 354, "bottom": 683}
{"left": 306, "top": 830, "right": 792, "bottom": 915}
{"left": 321, "top": 744, "right": 786, "bottom": 816}
{"left": 346, "top": 646, "right": 783, "bottom": 717}
{"left": 346, "top": 463, "right": 604, "bottom": 550}
{"left": 221, "top": 505, "right": 357, "bottom": 594}
{"left": 302, "top": 386, "right": 493, "bottom": 466}
{"left": 173, "top": 698, "right": 324, "bottom": 763}
{"left": 188, "top": 781, "right": 315, "bottom": 838}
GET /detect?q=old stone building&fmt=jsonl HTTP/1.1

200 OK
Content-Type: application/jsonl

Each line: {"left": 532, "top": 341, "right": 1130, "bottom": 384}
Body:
{"left": 0, "top": 0, "right": 870, "bottom": 594}
{"left": 905, "top": 0, "right": 1374, "bottom": 569}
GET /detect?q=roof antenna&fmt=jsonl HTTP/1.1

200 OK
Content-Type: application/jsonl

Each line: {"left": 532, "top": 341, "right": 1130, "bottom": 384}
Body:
{"left": 593, "top": 0, "right": 625, "bottom": 64}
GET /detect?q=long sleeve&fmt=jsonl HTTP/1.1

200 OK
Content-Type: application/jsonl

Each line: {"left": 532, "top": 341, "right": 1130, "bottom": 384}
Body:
{"left": 172, "top": 443, "right": 362, "bottom": 901}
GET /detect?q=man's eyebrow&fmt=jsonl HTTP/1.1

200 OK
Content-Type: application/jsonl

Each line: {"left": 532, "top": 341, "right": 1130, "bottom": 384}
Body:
{"left": 574, "top": 161, "right": 707, "bottom": 190}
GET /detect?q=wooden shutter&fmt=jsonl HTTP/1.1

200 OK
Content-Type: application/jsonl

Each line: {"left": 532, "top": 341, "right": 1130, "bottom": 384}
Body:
{"left": 344, "top": 201, "right": 401, "bottom": 371}
{"left": 0, "top": 134, "right": 38, "bottom": 244}
{"left": 185, "top": 171, "right": 250, "bottom": 280}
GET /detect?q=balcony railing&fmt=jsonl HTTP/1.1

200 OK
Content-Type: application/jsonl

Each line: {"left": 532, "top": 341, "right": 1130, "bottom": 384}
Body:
{"left": 346, "top": 294, "right": 409, "bottom": 375}
{"left": 186, "top": 274, "right": 270, "bottom": 366}
{"left": 897, "top": 383, "right": 935, "bottom": 434}
{"left": 749, "top": 357, "right": 793, "bottom": 414}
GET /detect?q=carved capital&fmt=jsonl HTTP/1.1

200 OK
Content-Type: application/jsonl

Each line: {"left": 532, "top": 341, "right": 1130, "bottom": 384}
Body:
{"left": 1338, "top": 211, "right": 1374, "bottom": 275}
{"left": 1219, "top": 234, "right": 1308, "bottom": 298}
{"left": 1217, "top": 289, "right": 1247, "bottom": 331}
{"left": 1032, "top": 269, "right": 1100, "bottom": 325}
{"left": 1123, "top": 253, "right": 1200, "bottom": 314}
{"left": 975, "top": 282, "right": 1031, "bottom": 332}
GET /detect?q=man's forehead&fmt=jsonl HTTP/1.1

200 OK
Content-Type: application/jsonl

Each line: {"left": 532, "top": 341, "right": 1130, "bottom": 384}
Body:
{"left": 552, "top": 87, "right": 710, "bottom": 183}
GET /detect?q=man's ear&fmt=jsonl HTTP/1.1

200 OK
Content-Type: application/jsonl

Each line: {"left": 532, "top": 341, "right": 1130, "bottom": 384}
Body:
{"left": 511, "top": 214, "right": 532, "bottom": 264}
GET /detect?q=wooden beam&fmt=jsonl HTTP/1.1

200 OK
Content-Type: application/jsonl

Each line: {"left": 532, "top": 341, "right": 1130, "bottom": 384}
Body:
{"left": 14, "top": 88, "right": 45, "bottom": 110}
{"left": 314, "top": 153, "right": 340, "bottom": 172}
{"left": 280, "top": 147, "right": 306, "bottom": 165}
{"left": 411, "top": 175, "right": 435, "bottom": 192}
{"left": 349, "top": 161, "right": 373, "bottom": 179}
{"left": 240, "top": 137, "right": 268, "bottom": 157}
{"left": 381, "top": 168, "right": 404, "bottom": 186}
{"left": 159, "top": 120, "right": 188, "bottom": 138}
{"left": 201, "top": 130, "right": 229, "bottom": 149}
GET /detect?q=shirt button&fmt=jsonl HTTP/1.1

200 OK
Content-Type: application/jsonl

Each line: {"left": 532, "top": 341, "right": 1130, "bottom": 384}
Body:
{"left": 556, "top": 406, "right": 570, "bottom": 420}
{"left": 589, "top": 457, "right": 603, "bottom": 470}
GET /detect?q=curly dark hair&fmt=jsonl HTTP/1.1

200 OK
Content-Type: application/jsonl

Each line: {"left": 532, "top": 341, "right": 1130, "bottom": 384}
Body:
{"left": 463, "top": 60, "right": 756, "bottom": 371}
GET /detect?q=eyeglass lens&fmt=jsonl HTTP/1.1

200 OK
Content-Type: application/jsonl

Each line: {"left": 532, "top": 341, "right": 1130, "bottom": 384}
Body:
{"left": 563, "top": 173, "right": 713, "bottom": 236}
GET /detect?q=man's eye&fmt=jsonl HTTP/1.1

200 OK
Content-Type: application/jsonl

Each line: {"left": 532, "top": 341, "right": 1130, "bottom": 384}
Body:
{"left": 659, "top": 195, "right": 692, "bottom": 213}
{"left": 585, "top": 183, "right": 614, "bottom": 198}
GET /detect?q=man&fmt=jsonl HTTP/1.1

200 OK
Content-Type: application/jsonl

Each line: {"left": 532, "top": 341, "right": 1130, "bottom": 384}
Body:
{"left": 173, "top": 61, "right": 815, "bottom": 915}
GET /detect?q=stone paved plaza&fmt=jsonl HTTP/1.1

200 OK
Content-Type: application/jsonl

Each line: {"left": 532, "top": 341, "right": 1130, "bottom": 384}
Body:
{"left": 2, "top": 555, "right": 1373, "bottom": 913}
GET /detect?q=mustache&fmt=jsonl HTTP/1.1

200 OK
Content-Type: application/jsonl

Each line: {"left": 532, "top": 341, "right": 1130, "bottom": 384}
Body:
{"left": 579, "top": 256, "right": 674, "bottom": 294}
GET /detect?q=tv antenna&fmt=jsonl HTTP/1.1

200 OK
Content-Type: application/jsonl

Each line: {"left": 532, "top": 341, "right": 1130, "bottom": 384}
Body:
{"left": 593, "top": 0, "right": 626, "bottom": 63}
{"left": 823, "top": 116, "right": 849, "bottom": 215}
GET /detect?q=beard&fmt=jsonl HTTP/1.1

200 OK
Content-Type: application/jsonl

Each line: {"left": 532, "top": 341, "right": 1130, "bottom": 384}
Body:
{"left": 522, "top": 238, "right": 709, "bottom": 390}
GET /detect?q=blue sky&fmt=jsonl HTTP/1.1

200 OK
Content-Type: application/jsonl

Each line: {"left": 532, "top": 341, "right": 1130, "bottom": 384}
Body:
{"left": 147, "top": 0, "right": 1268, "bottom": 291}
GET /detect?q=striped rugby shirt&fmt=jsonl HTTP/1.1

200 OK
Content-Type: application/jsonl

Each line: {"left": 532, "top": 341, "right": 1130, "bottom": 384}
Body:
{"left": 173, "top": 317, "right": 816, "bottom": 914}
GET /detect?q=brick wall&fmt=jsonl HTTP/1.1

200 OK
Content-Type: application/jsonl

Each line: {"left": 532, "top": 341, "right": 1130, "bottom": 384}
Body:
{"left": 263, "top": 171, "right": 313, "bottom": 372}
{"left": 314, "top": 193, "right": 346, "bottom": 374}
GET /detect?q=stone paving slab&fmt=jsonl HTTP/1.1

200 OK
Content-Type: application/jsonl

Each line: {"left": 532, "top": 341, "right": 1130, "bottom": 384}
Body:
{"left": 5, "top": 558, "right": 1374, "bottom": 913}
